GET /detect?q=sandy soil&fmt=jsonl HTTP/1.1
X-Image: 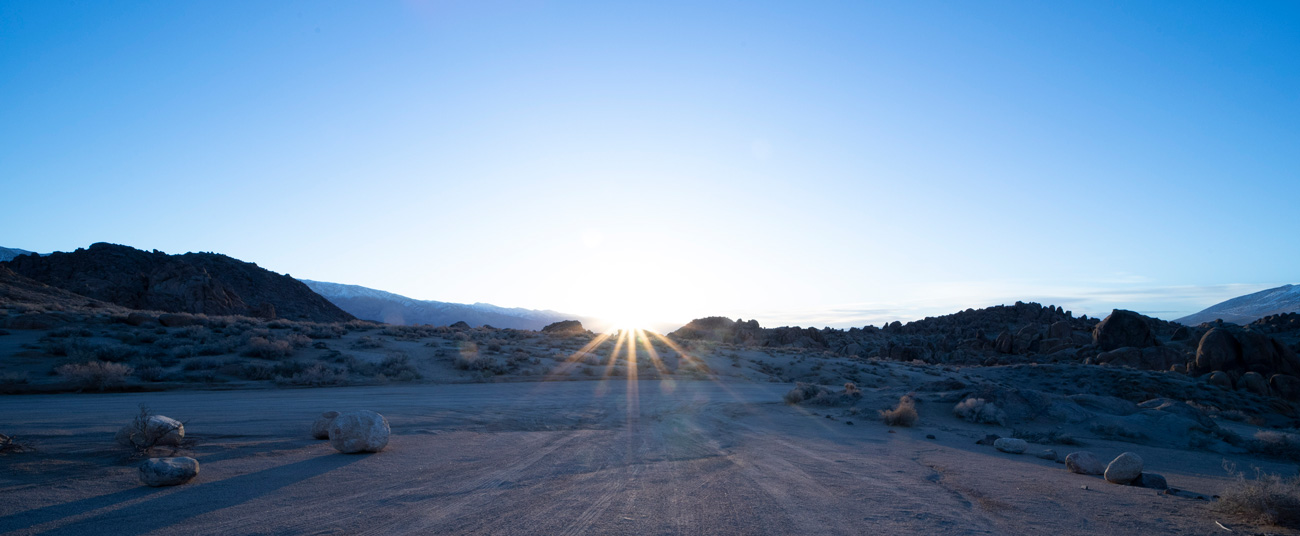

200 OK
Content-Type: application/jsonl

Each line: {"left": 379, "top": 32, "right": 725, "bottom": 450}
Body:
{"left": 2, "top": 378, "right": 1295, "bottom": 536}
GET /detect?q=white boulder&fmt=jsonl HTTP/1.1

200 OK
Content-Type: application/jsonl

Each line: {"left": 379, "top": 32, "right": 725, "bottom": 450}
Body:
{"left": 993, "top": 437, "right": 1028, "bottom": 454}
{"left": 311, "top": 411, "right": 341, "bottom": 440}
{"left": 1104, "top": 452, "right": 1144, "bottom": 484}
{"left": 115, "top": 415, "right": 184, "bottom": 449}
{"left": 1065, "top": 451, "right": 1105, "bottom": 475}
{"left": 328, "top": 410, "right": 390, "bottom": 454}
{"left": 139, "top": 457, "right": 199, "bottom": 487}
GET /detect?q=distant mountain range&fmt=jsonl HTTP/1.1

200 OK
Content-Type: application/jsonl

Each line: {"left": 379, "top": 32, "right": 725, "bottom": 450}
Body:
{"left": 0, "top": 247, "right": 39, "bottom": 262}
{"left": 1176, "top": 284, "right": 1300, "bottom": 326}
{"left": 2, "top": 243, "right": 353, "bottom": 322}
{"left": 302, "top": 279, "right": 590, "bottom": 330}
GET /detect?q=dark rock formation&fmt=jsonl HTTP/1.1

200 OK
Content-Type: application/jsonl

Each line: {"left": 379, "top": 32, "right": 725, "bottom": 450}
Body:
{"left": 1092, "top": 310, "right": 1157, "bottom": 351}
{"left": 2, "top": 243, "right": 353, "bottom": 322}
{"left": 541, "top": 320, "right": 590, "bottom": 335}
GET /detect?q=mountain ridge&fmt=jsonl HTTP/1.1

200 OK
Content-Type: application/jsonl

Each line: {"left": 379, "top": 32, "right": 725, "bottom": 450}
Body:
{"left": 1176, "top": 284, "right": 1300, "bottom": 326}
{"left": 302, "top": 279, "right": 589, "bottom": 330}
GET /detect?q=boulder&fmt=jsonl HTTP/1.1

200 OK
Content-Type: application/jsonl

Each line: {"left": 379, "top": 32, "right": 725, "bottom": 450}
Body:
{"left": 1238, "top": 330, "right": 1279, "bottom": 373}
{"left": 994, "top": 437, "right": 1028, "bottom": 454}
{"left": 1097, "top": 347, "right": 1142, "bottom": 368}
{"left": 1171, "top": 326, "right": 1191, "bottom": 341}
{"left": 1135, "top": 472, "right": 1168, "bottom": 490}
{"left": 995, "top": 331, "right": 1014, "bottom": 354}
{"left": 1036, "top": 449, "right": 1058, "bottom": 461}
{"left": 1270, "top": 374, "right": 1300, "bottom": 401}
{"left": 1195, "top": 328, "right": 1240, "bottom": 373}
{"left": 1093, "top": 310, "right": 1156, "bottom": 351}
{"left": 311, "top": 411, "right": 341, "bottom": 440}
{"left": 1208, "top": 370, "right": 1234, "bottom": 390}
{"left": 139, "top": 457, "right": 199, "bottom": 487}
{"left": 328, "top": 410, "right": 390, "bottom": 454}
{"left": 1065, "top": 451, "right": 1105, "bottom": 475}
{"left": 115, "top": 415, "right": 185, "bottom": 449}
{"left": 1049, "top": 321, "right": 1073, "bottom": 340}
{"left": 1104, "top": 452, "right": 1143, "bottom": 484}
{"left": 1239, "top": 371, "right": 1270, "bottom": 396}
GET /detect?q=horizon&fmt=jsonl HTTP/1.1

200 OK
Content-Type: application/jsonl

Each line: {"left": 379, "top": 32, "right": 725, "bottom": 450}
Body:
{"left": 4, "top": 2, "right": 1298, "bottom": 329}
{"left": 1, "top": 241, "right": 1291, "bottom": 331}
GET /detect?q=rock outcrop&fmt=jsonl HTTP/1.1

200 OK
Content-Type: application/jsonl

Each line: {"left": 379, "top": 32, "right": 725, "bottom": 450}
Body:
{"left": 1093, "top": 310, "right": 1157, "bottom": 351}
{"left": 2, "top": 243, "right": 353, "bottom": 322}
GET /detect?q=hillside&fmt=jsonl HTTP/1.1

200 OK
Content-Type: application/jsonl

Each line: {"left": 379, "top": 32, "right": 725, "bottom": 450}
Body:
{"left": 302, "top": 279, "right": 585, "bottom": 330}
{"left": 1, "top": 243, "right": 353, "bottom": 322}
{"left": 1176, "top": 284, "right": 1300, "bottom": 326}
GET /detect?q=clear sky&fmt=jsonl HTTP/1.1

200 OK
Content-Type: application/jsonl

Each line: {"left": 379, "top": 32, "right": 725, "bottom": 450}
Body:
{"left": 3, "top": 1, "right": 1298, "bottom": 330}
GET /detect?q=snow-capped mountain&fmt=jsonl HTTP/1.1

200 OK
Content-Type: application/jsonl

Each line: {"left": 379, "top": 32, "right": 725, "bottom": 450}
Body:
{"left": 0, "top": 247, "right": 39, "bottom": 262}
{"left": 302, "top": 279, "right": 591, "bottom": 330}
{"left": 1176, "top": 284, "right": 1300, "bottom": 326}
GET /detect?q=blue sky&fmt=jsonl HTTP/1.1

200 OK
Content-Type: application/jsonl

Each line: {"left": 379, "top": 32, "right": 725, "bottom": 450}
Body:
{"left": 2, "top": 1, "right": 1298, "bottom": 329}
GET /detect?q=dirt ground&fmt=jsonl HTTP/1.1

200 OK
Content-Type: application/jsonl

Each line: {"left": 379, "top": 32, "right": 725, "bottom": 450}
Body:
{"left": 2, "top": 378, "right": 1296, "bottom": 536}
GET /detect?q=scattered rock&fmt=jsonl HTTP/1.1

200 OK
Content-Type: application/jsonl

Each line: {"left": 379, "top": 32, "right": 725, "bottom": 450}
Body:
{"left": 1208, "top": 370, "right": 1234, "bottom": 390}
{"left": 1195, "top": 328, "right": 1240, "bottom": 373}
{"left": 1239, "top": 371, "right": 1270, "bottom": 396}
{"left": 975, "top": 434, "right": 1001, "bottom": 446}
{"left": 115, "top": 415, "right": 185, "bottom": 449}
{"left": 328, "top": 410, "right": 390, "bottom": 454}
{"left": 1271, "top": 374, "right": 1300, "bottom": 401}
{"left": 926, "top": 434, "right": 936, "bottom": 440}
{"left": 139, "top": 457, "right": 199, "bottom": 487}
{"left": 994, "top": 437, "right": 1028, "bottom": 454}
{"left": 1065, "top": 452, "right": 1105, "bottom": 475}
{"left": 1036, "top": 449, "right": 1058, "bottom": 460}
{"left": 1104, "top": 452, "right": 1143, "bottom": 484}
{"left": 1135, "top": 472, "right": 1168, "bottom": 490}
{"left": 311, "top": 411, "right": 340, "bottom": 440}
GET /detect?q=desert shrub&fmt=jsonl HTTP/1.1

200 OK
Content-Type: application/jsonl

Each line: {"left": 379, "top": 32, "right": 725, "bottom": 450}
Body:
{"left": 1217, "top": 463, "right": 1300, "bottom": 527}
{"left": 953, "top": 398, "right": 1007, "bottom": 426}
{"left": 0, "top": 372, "right": 30, "bottom": 385}
{"left": 174, "top": 326, "right": 212, "bottom": 340}
{"left": 134, "top": 366, "right": 165, "bottom": 382}
{"left": 0, "top": 433, "right": 34, "bottom": 454}
{"left": 275, "top": 363, "right": 349, "bottom": 386}
{"left": 376, "top": 354, "right": 421, "bottom": 381}
{"left": 1248, "top": 431, "right": 1300, "bottom": 461}
{"left": 55, "top": 361, "right": 134, "bottom": 391}
{"left": 302, "top": 324, "right": 347, "bottom": 339}
{"left": 843, "top": 382, "right": 860, "bottom": 396}
{"left": 351, "top": 336, "right": 386, "bottom": 350}
{"left": 45, "top": 327, "right": 92, "bottom": 339}
{"left": 232, "top": 361, "right": 276, "bottom": 381}
{"left": 117, "top": 405, "right": 188, "bottom": 456}
{"left": 242, "top": 336, "right": 294, "bottom": 359}
{"left": 182, "top": 356, "right": 230, "bottom": 371}
{"left": 880, "top": 395, "right": 918, "bottom": 427}
{"left": 783, "top": 382, "right": 862, "bottom": 406}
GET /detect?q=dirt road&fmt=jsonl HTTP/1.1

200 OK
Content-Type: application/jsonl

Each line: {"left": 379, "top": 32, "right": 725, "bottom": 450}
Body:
{"left": 0, "top": 380, "right": 1257, "bottom": 535}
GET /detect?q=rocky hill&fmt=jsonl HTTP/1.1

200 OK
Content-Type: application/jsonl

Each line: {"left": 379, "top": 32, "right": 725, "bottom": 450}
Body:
{"left": 302, "top": 279, "right": 586, "bottom": 330}
{"left": 1176, "top": 284, "right": 1300, "bottom": 326}
{"left": 1, "top": 243, "right": 353, "bottom": 322}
